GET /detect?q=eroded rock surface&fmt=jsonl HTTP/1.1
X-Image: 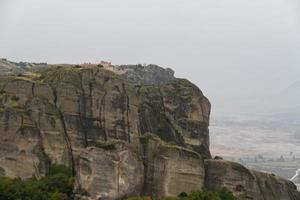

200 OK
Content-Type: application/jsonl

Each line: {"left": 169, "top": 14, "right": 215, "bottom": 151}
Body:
{"left": 205, "top": 160, "right": 300, "bottom": 200}
{"left": 78, "top": 144, "right": 144, "bottom": 200}
{"left": 0, "top": 64, "right": 209, "bottom": 199}
{"left": 0, "top": 60, "right": 299, "bottom": 200}
{"left": 141, "top": 134, "right": 205, "bottom": 198}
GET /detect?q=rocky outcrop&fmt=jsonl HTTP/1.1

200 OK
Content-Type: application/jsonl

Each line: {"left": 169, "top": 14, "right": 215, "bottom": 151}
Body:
{"left": 118, "top": 64, "right": 175, "bottom": 85}
{"left": 205, "top": 159, "right": 300, "bottom": 200}
{"left": 140, "top": 134, "right": 204, "bottom": 198}
{"left": 137, "top": 78, "right": 211, "bottom": 158}
{"left": 0, "top": 64, "right": 209, "bottom": 199}
{"left": 76, "top": 134, "right": 205, "bottom": 200}
{"left": 0, "top": 61, "right": 298, "bottom": 200}
{"left": 77, "top": 143, "right": 144, "bottom": 200}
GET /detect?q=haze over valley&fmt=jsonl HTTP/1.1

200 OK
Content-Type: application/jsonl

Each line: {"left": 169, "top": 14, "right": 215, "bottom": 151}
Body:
{"left": 1, "top": 0, "right": 300, "bottom": 198}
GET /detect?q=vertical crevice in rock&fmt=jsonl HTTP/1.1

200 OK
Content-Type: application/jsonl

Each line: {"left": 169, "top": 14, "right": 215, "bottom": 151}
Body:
{"left": 88, "top": 82, "right": 93, "bottom": 110}
{"left": 77, "top": 95, "right": 88, "bottom": 147}
{"left": 117, "top": 159, "right": 121, "bottom": 197}
{"left": 112, "top": 85, "right": 124, "bottom": 140}
{"left": 4, "top": 110, "right": 10, "bottom": 132}
{"left": 122, "top": 83, "right": 131, "bottom": 143}
{"left": 78, "top": 74, "right": 88, "bottom": 147}
{"left": 58, "top": 107, "right": 75, "bottom": 176}
{"left": 18, "top": 115, "right": 24, "bottom": 134}
{"left": 114, "top": 125, "right": 118, "bottom": 139}
{"left": 31, "top": 82, "right": 35, "bottom": 97}
{"left": 52, "top": 88, "right": 58, "bottom": 106}
{"left": 32, "top": 122, "right": 51, "bottom": 178}
{"left": 140, "top": 139, "right": 155, "bottom": 197}
{"left": 99, "top": 91, "right": 108, "bottom": 141}
{"left": 74, "top": 155, "right": 82, "bottom": 195}
{"left": 141, "top": 138, "right": 149, "bottom": 196}
{"left": 50, "top": 87, "right": 74, "bottom": 172}
{"left": 136, "top": 87, "right": 144, "bottom": 137}
{"left": 88, "top": 82, "right": 94, "bottom": 141}
{"left": 37, "top": 108, "right": 42, "bottom": 130}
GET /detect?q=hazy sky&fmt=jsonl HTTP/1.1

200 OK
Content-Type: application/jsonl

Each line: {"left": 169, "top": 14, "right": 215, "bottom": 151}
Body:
{"left": 1, "top": 0, "right": 300, "bottom": 114}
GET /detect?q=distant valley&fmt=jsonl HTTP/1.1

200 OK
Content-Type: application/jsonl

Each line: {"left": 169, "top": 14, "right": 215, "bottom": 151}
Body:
{"left": 211, "top": 113, "right": 300, "bottom": 181}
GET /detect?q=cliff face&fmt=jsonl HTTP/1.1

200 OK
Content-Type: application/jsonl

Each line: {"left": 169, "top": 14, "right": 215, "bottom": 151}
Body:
{"left": 0, "top": 61, "right": 298, "bottom": 200}
{"left": 0, "top": 64, "right": 209, "bottom": 199}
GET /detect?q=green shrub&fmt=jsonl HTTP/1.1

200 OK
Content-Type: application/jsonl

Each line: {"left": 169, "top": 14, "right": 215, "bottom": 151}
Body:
{"left": 183, "top": 188, "right": 237, "bottom": 200}
{"left": 0, "top": 164, "right": 74, "bottom": 200}
{"left": 217, "top": 188, "right": 237, "bottom": 200}
{"left": 160, "top": 197, "right": 180, "bottom": 200}
{"left": 11, "top": 96, "right": 19, "bottom": 101}
{"left": 126, "top": 188, "right": 236, "bottom": 200}
{"left": 88, "top": 141, "right": 116, "bottom": 150}
{"left": 127, "top": 197, "right": 152, "bottom": 200}
{"left": 178, "top": 192, "right": 188, "bottom": 198}
{"left": 47, "top": 164, "right": 73, "bottom": 177}
{"left": 49, "top": 191, "right": 69, "bottom": 200}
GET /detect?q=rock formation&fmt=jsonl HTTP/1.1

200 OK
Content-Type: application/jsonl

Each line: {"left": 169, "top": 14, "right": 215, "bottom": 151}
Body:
{"left": 205, "top": 160, "right": 300, "bottom": 200}
{"left": 0, "top": 59, "right": 299, "bottom": 200}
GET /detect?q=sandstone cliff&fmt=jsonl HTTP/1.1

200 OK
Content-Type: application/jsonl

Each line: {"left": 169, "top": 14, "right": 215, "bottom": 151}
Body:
{"left": 205, "top": 160, "right": 300, "bottom": 200}
{"left": 0, "top": 60, "right": 298, "bottom": 200}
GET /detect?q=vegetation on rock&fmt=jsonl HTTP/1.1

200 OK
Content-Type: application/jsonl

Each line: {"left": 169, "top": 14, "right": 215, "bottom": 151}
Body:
{"left": 88, "top": 141, "right": 117, "bottom": 150}
{"left": 0, "top": 61, "right": 298, "bottom": 200}
{"left": 0, "top": 164, "right": 74, "bottom": 200}
{"left": 127, "top": 188, "right": 237, "bottom": 200}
